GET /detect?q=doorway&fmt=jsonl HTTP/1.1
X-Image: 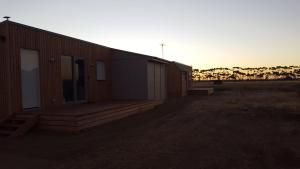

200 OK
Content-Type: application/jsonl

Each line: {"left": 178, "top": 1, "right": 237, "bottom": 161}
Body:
{"left": 147, "top": 62, "right": 166, "bottom": 100}
{"left": 20, "top": 49, "right": 41, "bottom": 109}
{"left": 61, "top": 56, "right": 86, "bottom": 103}
{"left": 181, "top": 72, "right": 187, "bottom": 96}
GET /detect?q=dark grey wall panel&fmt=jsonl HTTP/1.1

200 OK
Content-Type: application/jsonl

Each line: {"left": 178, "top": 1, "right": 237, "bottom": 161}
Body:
{"left": 112, "top": 50, "right": 148, "bottom": 100}
{"left": 112, "top": 49, "right": 167, "bottom": 101}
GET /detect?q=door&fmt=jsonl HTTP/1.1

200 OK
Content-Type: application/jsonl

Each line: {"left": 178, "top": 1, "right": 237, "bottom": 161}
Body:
{"left": 61, "top": 56, "right": 86, "bottom": 103}
{"left": 154, "top": 63, "right": 161, "bottom": 100}
{"left": 147, "top": 62, "right": 155, "bottom": 100}
{"left": 160, "top": 64, "right": 166, "bottom": 99}
{"left": 181, "top": 72, "right": 187, "bottom": 96}
{"left": 21, "top": 49, "right": 41, "bottom": 109}
{"left": 75, "top": 57, "right": 86, "bottom": 101}
{"left": 147, "top": 62, "right": 166, "bottom": 100}
{"left": 61, "top": 56, "right": 74, "bottom": 102}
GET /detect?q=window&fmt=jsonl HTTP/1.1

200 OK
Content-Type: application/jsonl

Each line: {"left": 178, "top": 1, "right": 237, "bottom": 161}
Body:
{"left": 0, "top": 35, "right": 6, "bottom": 43}
{"left": 96, "top": 61, "right": 106, "bottom": 80}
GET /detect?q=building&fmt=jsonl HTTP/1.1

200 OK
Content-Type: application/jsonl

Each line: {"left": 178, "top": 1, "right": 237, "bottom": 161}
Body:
{"left": 0, "top": 20, "right": 113, "bottom": 119}
{"left": 112, "top": 49, "right": 168, "bottom": 101}
{"left": 0, "top": 20, "right": 192, "bottom": 134}
{"left": 167, "top": 62, "right": 192, "bottom": 97}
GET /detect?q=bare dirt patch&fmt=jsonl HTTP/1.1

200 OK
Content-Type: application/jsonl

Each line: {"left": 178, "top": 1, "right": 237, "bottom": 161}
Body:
{"left": 0, "top": 81, "right": 300, "bottom": 169}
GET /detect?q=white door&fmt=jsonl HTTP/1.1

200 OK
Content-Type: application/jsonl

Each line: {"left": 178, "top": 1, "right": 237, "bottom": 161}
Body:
{"left": 21, "top": 49, "right": 41, "bottom": 109}
{"left": 154, "top": 63, "right": 161, "bottom": 100}
{"left": 160, "top": 64, "right": 166, "bottom": 99}
{"left": 147, "top": 62, "right": 166, "bottom": 100}
{"left": 147, "top": 62, "right": 155, "bottom": 100}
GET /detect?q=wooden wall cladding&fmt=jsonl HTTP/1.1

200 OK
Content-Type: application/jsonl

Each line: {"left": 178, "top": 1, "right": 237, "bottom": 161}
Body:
{"left": 167, "top": 63, "right": 193, "bottom": 97}
{"left": 0, "top": 22, "right": 9, "bottom": 118}
{"left": 167, "top": 63, "right": 182, "bottom": 97}
{"left": 6, "top": 22, "right": 112, "bottom": 114}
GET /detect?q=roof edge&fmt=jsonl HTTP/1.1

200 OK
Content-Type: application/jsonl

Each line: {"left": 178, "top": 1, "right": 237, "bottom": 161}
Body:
{"left": 112, "top": 48, "right": 169, "bottom": 64}
{"left": 1, "top": 20, "right": 190, "bottom": 67}
{"left": 4, "top": 20, "right": 111, "bottom": 49}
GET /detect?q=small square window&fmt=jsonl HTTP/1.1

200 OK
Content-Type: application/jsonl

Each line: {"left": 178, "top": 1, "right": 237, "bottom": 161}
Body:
{"left": 0, "top": 35, "right": 6, "bottom": 43}
{"left": 96, "top": 61, "right": 106, "bottom": 80}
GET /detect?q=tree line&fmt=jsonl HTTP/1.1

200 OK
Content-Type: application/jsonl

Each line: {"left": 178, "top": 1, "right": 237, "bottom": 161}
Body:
{"left": 193, "top": 66, "right": 300, "bottom": 81}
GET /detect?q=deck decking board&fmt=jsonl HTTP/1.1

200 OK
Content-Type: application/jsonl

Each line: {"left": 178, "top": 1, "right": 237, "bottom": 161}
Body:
{"left": 38, "top": 101, "right": 161, "bottom": 132}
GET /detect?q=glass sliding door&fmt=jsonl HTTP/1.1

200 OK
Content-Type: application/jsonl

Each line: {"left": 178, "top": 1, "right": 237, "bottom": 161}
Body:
{"left": 75, "top": 58, "right": 85, "bottom": 101}
{"left": 61, "top": 56, "right": 74, "bottom": 103}
{"left": 61, "top": 56, "right": 86, "bottom": 103}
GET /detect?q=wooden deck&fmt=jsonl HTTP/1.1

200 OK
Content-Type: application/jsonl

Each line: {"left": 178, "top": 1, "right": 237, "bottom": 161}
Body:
{"left": 38, "top": 101, "right": 162, "bottom": 132}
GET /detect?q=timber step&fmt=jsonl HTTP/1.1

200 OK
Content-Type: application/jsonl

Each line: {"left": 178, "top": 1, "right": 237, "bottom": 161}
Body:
{"left": 39, "top": 101, "right": 161, "bottom": 132}
{"left": 79, "top": 102, "right": 159, "bottom": 130}
{"left": 188, "top": 87, "right": 214, "bottom": 96}
{"left": 0, "top": 114, "right": 39, "bottom": 138}
{"left": 0, "top": 129, "right": 12, "bottom": 136}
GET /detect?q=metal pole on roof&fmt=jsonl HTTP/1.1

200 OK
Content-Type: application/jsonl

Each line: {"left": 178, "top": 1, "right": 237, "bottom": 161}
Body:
{"left": 161, "top": 43, "right": 165, "bottom": 58}
{"left": 3, "top": 16, "right": 11, "bottom": 21}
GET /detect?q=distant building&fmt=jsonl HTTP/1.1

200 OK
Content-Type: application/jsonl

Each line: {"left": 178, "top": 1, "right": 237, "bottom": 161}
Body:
{"left": 167, "top": 62, "right": 192, "bottom": 97}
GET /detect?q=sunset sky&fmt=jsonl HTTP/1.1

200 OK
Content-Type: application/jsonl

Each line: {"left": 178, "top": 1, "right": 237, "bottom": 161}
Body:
{"left": 1, "top": 0, "right": 299, "bottom": 69}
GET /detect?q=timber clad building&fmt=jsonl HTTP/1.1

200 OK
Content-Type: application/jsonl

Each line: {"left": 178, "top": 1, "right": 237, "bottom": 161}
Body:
{"left": 0, "top": 21, "right": 112, "bottom": 118}
{"left": 167, "top": 62, "right": 192, "bottom": 97}
{"left": 0, "top": 20, "right": 192, "bottom": 133}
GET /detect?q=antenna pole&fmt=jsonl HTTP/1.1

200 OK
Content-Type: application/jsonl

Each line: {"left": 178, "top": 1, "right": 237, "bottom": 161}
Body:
{"left": 3, "top": 16, "right": 10, "bottom": 21}
{"left": 161, "top": 43, "right": 165, "bottom": 58}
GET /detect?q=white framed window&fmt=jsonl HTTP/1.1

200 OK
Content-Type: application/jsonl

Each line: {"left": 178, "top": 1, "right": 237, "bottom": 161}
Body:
{"left": 96, "top": 61, "right": 106, "bottom": 80}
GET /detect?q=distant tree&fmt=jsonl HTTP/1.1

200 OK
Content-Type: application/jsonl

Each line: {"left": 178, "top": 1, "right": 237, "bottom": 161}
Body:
{"left": 192, "top": 65, "right": 300, "bottom": 81}
{"left": 272, "top": 71, "right": 280, "bottom": 77}
{"left": 294, "top": 69, "right": 300, "bottom": 74}
{"left": 192, "top": 69, "right": 200, "bottom": 81}
{"left": 257, "top": 73, "right": 264, "bottom": 79}
{"left": 205, "top": 74, "right": 215, "bottom": 80}
{"left": 227, "top": 74, "right": 237, "bottom": 80}
{"left": 265, "top": 72, "right": 272, "bottom": 80}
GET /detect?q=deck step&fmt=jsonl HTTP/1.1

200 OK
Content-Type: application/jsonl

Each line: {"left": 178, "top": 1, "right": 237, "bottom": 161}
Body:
{"left": 10, "top": 117, "right": 27, "bottom": 121}
{"left": 0, "top": 114, "right": 39, "bottom": 138}
{"left": 78, "top": 102, "right": 159, "bottom": 126}
{"left": 188, "top": 87, "right": 214, "bottom": 96}
{"left": 14, "top": 114, "right": 38, "bottom": 119}
{"left": 39, "top": 101, "right": 161, "bottom": 132}
{"left": 0, "top": 129, "right": 12, "bottom": 135}
{"left": 79, "top": 103, "right": 158, "bottom": 130}
{"left": 0, "top": 122, "right": 20, "bottom": 130}
{"left": 77, "top": 102, "right": 158, "bottom": 121}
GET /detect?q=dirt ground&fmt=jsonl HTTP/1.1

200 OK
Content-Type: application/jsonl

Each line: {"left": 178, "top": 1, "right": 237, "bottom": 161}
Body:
{"left": 0, "top": 81, "right": 300, "bottom": 169}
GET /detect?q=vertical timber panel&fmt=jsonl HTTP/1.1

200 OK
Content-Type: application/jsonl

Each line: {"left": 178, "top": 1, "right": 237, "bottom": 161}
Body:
{"left": 0, "top": 23, "right": 9, "bottom": 118}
